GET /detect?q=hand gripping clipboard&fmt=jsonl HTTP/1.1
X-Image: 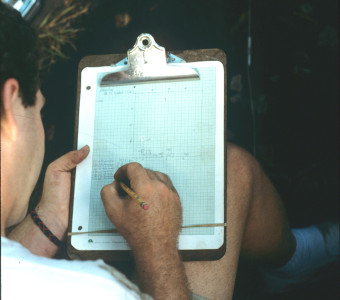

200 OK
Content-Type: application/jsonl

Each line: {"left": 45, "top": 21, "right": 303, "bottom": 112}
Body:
{"left": 68, "top": 33, "right": 227, "bottom": 262}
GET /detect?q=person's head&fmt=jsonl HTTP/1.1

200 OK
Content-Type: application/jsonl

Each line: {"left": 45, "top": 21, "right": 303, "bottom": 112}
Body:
{"left": 0, "top": 2, "right": 41, "bottom": 107}
{"left": 1, "top": 3, "right": 45, "bottom": 231}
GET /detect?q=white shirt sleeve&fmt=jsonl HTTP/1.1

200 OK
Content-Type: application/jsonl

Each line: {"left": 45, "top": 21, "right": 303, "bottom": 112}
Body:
{"left": 1, "top": 237, "right": 152, "bottom": 300}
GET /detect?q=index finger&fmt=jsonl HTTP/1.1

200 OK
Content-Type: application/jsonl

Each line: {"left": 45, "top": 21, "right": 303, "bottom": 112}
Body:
{"left": 114, "top": 162, "right": 150, "bottom": 190}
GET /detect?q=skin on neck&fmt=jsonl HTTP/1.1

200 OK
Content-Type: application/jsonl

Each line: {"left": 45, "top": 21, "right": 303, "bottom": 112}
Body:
{"left": 1, "top": 79, "right": 45, "bottom": 236}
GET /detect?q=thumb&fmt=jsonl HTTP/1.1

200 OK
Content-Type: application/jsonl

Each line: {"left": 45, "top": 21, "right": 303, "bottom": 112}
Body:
{"left": 101, "top": 181, "right": 124, "bottom": 224}
{"left": 49, "top": 145, "right": 90, "bottom": 172}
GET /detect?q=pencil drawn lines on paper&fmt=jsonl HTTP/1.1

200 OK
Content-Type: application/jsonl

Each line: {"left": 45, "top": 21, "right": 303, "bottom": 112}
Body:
{"left": 87, "top": 66, "right": 217, "bottom": 236}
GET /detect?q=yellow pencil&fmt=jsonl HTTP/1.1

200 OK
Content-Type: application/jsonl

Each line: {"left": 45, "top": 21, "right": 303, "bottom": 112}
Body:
{"left": 119, "top": 182, "right": 149, "bottom": 210}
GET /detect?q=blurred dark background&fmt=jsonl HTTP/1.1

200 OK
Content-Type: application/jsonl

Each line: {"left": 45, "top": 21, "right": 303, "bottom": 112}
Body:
{"left": 26, "top": 0, "right": 339, "bottom": 299}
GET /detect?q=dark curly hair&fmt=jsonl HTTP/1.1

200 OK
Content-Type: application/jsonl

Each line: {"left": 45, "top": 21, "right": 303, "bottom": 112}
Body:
{"left": 0, "top": 3, "right": 41, "bottom": 107}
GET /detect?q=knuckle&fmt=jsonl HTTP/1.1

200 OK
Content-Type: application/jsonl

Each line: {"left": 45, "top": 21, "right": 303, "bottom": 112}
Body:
{"left": 128, "top": 162, "right": 143, "bottom": 172}
{"left": 100, "top": 185, "right": 112, "bottom": 199}
{"left": 163, "top": 173, "right": 173, "bottom": 184}
{"left": 45, "top": 164, "right": 61, "bottom": 181}
{"left": 154, "top": 171, "right": 165, "bottom": 180}
{"left": 155, "top": 180, "right": 169, "bottom": 194}
{"left": 46, "top": 161, "right": 57, "bottom": 172}
{"left": 69, "top": 150, "right": 80, "bottom": 162}
{"left": 64, "top": 151, "right": 81, "bottom": 168}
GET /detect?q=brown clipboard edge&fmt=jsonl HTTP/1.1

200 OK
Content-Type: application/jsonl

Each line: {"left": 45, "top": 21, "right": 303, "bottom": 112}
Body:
{"left": 67, "top": 48, "right": 227, "bottom": 262}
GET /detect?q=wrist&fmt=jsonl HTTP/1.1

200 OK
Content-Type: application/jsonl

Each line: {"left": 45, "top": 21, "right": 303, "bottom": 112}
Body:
{"left": 130, "top": 235, "right": 178, "bottom": 254}
{"left": 30, "top": 210, "right": 63, "bottom": 247}
{"left": 132, "top": 240, "right": 180, "bottom": 268}
{"left": 34, "top": 204, "right": 66, "bottom": 241}
{"left": 7, "top": 209, "right": 63, "bottom": 257}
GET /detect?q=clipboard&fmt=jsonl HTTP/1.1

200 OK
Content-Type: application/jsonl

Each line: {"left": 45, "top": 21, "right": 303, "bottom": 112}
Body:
{"left": 67, "top": 34, "right": 227, "bottom": 261}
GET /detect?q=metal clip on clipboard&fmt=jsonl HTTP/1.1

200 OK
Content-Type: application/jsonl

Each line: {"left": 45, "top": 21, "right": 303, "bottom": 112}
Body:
{"left": 100, "top": 33, "right": 199, "bottom": 86}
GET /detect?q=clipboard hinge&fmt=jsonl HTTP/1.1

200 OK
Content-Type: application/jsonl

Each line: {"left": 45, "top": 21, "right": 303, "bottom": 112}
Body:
{"left": 100, "top": 33, "right": 199, "bottom": 86}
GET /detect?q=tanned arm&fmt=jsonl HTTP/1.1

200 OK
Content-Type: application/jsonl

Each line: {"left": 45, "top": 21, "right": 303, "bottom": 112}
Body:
{"left": 132, "top": 243, "right": 189, "bottom": 299}
{"left": 101, "top": 163, "right": 190, "bottom": 300}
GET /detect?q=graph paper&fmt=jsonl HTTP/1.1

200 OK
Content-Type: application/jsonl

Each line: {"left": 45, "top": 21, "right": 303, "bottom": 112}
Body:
{"left": 71, "top": 61, "right": 224, "bottom": 251}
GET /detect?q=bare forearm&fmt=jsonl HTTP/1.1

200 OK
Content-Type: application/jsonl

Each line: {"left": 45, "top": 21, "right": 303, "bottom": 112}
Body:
{"left": 101, "top": 162, "right": 188, "bottom": 298}
{"left": 133, "top": 245, "right": 190, "bottom": 300}
{"left": 7, "top": 206, "right": 63, "bottom": 257}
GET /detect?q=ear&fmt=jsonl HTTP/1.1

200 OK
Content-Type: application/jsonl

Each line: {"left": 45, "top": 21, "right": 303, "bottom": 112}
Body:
{"left": 1, "top": 78, "right": 20, "bottom": 141}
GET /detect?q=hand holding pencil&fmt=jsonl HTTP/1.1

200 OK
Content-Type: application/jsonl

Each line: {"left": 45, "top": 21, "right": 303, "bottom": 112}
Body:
{"left": 100, "top": 162, "right": 182, "bottom": 248}
{"left": 100, "top": 162, "right": 187, "bottom": 298}
{"left": 119, "top": 181, "right": 149, "bottom": 210}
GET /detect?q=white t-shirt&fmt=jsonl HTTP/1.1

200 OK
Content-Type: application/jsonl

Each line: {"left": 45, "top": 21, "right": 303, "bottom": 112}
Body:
{"left": 1, "top": 237, "right": 152, "bottom": 300}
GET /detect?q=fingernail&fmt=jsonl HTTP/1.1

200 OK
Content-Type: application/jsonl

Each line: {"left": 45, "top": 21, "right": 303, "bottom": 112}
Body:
{"left": 81, "top": 145, "right": 90, "bottom": 153}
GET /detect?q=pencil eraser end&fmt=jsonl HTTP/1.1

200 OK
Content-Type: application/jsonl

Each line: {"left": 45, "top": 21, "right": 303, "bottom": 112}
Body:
{"left": 143, "top": 204, "right": 149, "bottom": 210}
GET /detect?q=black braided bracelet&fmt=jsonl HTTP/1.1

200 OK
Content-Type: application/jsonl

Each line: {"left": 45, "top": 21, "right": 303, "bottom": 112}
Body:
{"left": 30, "top": 210, "right": 62, "bottom": 247}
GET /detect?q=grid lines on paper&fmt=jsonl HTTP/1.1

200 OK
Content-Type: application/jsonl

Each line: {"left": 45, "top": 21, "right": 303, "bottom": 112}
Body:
{"left": 88, "top": 66, "right": 217, "bottom": 235}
